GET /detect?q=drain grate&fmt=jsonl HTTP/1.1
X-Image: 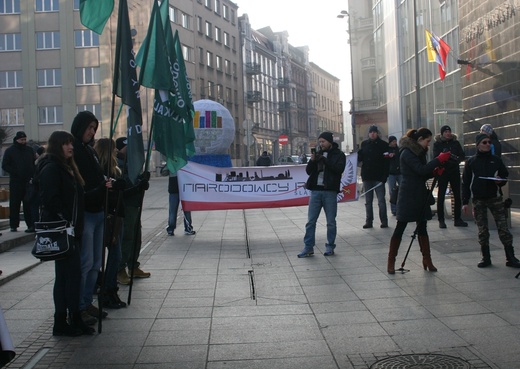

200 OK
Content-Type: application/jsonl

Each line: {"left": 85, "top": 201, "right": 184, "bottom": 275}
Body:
{"left": 370, "top": 354, "right": 472, "bottom": 368}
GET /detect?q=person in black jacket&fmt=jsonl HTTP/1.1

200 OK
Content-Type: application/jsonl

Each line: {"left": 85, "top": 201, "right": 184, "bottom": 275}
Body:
{"left": 386, "top": 128, "right": 451, "bottom": 274}
{"left": 462, "top": 133, "right": 520, "bottom": 269}
{"left": 256, "top": 151, "right": 272, "bottom": 166}
{"left": 432, "top": 125, "right": 467, "bottom": 228}
{"left": 71, "top": 111, "right": 110, "bottom": 326}
{"left": 387, "top": 135, "right": 401, "bottom": 216}
{"left": 115, "top": 137, "right": 151, "bottom": 285}
{"left": 298, "top": 132, "right": 346, "bottom": 258}
{"left": 358, "top": 125, "right": 390, "bottom": 228}
{"left": 167, "top": 173, "right": 195, "bottom": 236}
{"left": 35, "top": 130, "right": 93, "bottom": 336}
{"left": 1, "top": 131, "right": 36, "bottom": 232}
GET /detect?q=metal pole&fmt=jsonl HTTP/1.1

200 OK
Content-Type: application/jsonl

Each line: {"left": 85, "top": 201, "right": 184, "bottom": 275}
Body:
{"left": 413, "top": 0, "right": 422, "bottom": 127}
{"left": 347, "top": 12, "right": 357, "bottom": 150}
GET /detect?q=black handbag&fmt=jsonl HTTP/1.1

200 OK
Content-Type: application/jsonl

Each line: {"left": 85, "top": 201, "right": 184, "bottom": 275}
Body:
{"left": 31, "top": 190, "right": 77, "bottom": 262}
{"left": 31, "top": 220, "right": 75, "bottom": 261}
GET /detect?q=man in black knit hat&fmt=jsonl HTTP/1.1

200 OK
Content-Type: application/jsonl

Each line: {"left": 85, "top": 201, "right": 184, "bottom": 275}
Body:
{"left": 298, "top": 132, "right": 346, "bottom": 258}
{"left": 462, "top": 133, "right": 520, "bottom": 269}
{"left": 433, "top": 125, "right": 467, "bottom": 228}
{"left": 358, "top": 125, "right": 390, "bottom": 229}
{"left": 1, "top": 131, "right": 36, "bottom": 232}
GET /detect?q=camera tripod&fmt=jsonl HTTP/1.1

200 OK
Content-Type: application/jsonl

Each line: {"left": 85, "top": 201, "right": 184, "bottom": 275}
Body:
{"left": 397, "top": 176, "right": 438, "bottom": 273}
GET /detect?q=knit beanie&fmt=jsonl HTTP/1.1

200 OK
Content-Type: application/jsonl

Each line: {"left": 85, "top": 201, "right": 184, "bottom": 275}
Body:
{"left": 368, "top": 125, "right": 378, "bottom": 133}
{"left": 388, "top": 135, "right": 397, "bottom": 143}
{"left": 318, "top": 132, "right": 334, "bottom": 144}
{"left": 14, "top": 131, "right": 27, "bottom": 142}
{"left": 475, "top": 133, "right": 488, "bottom": 145}
{"left": 440, "top": 125, "right": 451, "bottom": 134}
{"left": 480, "top": 124, "right": 493, "bottom": 135}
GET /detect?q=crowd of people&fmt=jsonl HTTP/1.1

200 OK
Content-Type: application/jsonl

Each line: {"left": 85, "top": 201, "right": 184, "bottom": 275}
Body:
{"left": 2, "top": 117, "right": 520, "bottom": 338}
{"left": 299, "top": 126, "right": 520, "bottom": 274}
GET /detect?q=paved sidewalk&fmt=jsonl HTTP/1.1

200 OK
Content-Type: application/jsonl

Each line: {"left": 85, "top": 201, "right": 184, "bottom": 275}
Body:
{"left": 1, "top": 176, "right": 520, "bottom": 368}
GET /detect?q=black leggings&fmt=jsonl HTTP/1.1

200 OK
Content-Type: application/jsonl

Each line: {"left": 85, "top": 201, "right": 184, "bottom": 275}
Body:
{"left": 392, "top": 220, "right": 428, "bottom": 239}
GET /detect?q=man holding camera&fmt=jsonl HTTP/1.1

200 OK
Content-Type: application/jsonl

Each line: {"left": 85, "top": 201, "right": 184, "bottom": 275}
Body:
{"left": 298, "top": 132, "right": 346, "bottom": 258}
{"left": 433, "top": 125, "right": 467, "bottom": 228}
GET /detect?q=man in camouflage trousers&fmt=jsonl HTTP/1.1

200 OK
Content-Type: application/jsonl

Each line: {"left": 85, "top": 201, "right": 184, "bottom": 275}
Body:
{"left": 462, "top": 133, "right": 520, "bottom": 268}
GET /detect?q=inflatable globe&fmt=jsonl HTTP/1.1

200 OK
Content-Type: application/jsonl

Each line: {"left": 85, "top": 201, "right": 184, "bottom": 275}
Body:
{"left": 193, "top": 100, "right": 235, "bottom": 155}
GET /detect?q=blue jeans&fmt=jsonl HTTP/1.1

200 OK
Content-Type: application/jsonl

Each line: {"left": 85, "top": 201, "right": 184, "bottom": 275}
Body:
{"left": 303, "top": 190, "right": 338, "bottom": 248}
{"left": 79, "top": 211, "right": 104, "bottom": 310}
{"left": 363, "top": 180, "right": 387, "bottom": 224}
{"left": 387, "top": 174, "right": 401, "bottom": 215}
{"left": 167, "top": 193, "right": 193, "bottom": 234}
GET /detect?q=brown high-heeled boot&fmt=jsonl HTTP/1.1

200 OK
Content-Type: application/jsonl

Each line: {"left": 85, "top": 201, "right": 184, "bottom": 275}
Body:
{"left": 418, "top": 235, "right": 437, "bottom": 272}
{"left": 387, "top": 236, "right": 402, "bottom": 274}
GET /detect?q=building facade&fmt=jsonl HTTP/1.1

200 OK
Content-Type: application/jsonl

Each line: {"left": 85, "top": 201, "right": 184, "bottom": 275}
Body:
{"left": 1, "top": 0, "right": 343, "bottom": 170}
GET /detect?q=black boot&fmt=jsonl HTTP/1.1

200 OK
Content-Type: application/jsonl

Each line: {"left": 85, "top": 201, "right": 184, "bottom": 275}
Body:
{"left": 70, "top": 312, "right": 95, "bottom": 335}
{"left": 478, "top": 245, "right": 491, "bottom": 268}
{"left": 504, "top": 246, "right": 520, "bottom": 268}
{"left": 101, "top": 288, "right": 127, "bottom": 309}
{"left": 53, "top": 312, "right": 81, "bottom": 337}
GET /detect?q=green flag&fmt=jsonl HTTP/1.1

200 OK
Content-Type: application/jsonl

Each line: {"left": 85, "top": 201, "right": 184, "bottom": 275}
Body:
{"left": 113, "top": 0, "right": 144, "bottom": 184}
{"left": 79, "top": 0, "right": 114, "bottom": 35}
{"left": 137, "top": 0, "right": 195, "bottom": 174}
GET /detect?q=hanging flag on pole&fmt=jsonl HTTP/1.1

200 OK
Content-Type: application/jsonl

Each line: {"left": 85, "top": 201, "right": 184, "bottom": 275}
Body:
{"left": 113, "top": 0, "right": 145, "bottom": 184}
{"left": 137, "top": 0, "right": 195, "bottom": 174}
{"left": 79, "top": 0, "right": 114, "bottom": 35}
{"left": 425, "top": 29, "right": 451, "bottom": 80}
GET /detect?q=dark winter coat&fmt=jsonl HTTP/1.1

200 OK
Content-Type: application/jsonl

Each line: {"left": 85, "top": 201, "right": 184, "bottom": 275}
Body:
{"left": 2, "top": 141, "right": 35, "bottom": 183}
{"left": 305, "top": 142, "right": 346, "bottom": 193}
{"left": 35, "top": 154, "right": 85, "bottom": 238}
{"left": 388, "top": 145, "right": 400, "bottom": 175}
{"left": 432, "top": 134, "right": 465, "bottom": 175}
{"left": 461, "top": 150, "right": 508, "bottom": 204}
{"left": 70, "top": 117, "right": 106, "bottom": 213}
{"left": 396, "top": 137, "right": 442, "bottom": 222}
{"left": 358, "top": 137, "right": 389, "bottom": 182}
{"left": 256, "top": 154, "right": 272, "bottom": 166}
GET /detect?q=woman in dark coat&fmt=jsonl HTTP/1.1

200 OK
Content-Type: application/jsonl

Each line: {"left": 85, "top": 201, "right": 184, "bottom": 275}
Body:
{"left": 35, "top": 131, "right": 93, "bottom": 336}
{"left": 387, "top": 128, "right": 451, "bottom": 274}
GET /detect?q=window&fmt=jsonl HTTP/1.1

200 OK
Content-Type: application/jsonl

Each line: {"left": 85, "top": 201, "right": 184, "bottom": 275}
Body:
{"left": 0, "top": 70, "right": 22, "bottom": 88}
{"left": 37, "top": 69, "right": 61, "bottom": 87}
{"left": 73, "top": 0, "right": 79, "bottom": 10}
{"left": 230, "top": 9, "right": 235, "bottom": 24}
{"left": 196, "top": 16, "right": 203, "bottom": 33}
{"left": 204, "top": 0, "right": 211, "bottom": 9}
{"left": 224, "top": 59, "right": 231, "bottom": 74}
{"left": 215, "top": 27, "right": 221, "bottom": 43}
{"left": 199, "top": 78, "right": 204, "bottom": 95}
{"left": 181, "top": 13, "right": 190, "bottom": 29}
{"left": 0, "top": 0, "right": 20, "bottom": 14}
{"left": 36, "top": 31, "right": 60, "bottom": 49}
{"left": 232, "top": 62, "right": 237, "bottom": 77}
{"left": 207, "top": 81, "right": 214, "bottom": 97}
{"left": 0, "top": 33, "right": 21, "bottom": 51}
{"left": 38, "top": 106, "right": 63, "bottom": 124}
{"left": 182, "top": 44, "right": 193, "bottom": 62}
{"left": 216, "top": 55, "right": 222, "bottom": 71}
{"left": 232, "top": 36, "right": 236, "bottom": 50}
{"left": 77, "top": 104, "right": 101, "bottom": 116}
{"left": 222, "top": 4, "right": 229, "bottom": 19}
{"left": 76, "top": 67, "right": 100, "bottom": 85}
{"left": 214, "top": 0, "right": 220, "bottom": 14}
{"left": 198, "top": 47, "right": 204, "bottom": 64}
{"left": 35, "top": 0, "right": 59, "bottom": 12}
{"left": 169, "top": 6, "right": 177, "bottom": 23}
{"left": 223, "top": 32, "right": 230, "bottom": 47}
{"left": 0, "top": 108, "right": 24, "bottom": 125}
{"left": 205, "top": 21, "right": 212, "bottom": 38}
{"left": 206, "top": 51, "right": 213, "bottom": 68}
{"left": 74, "top": 30, "right": 99, "bottom": 47}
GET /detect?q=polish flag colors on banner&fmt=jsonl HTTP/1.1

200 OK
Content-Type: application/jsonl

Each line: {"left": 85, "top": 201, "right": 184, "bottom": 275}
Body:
{"left": 178, "top": 153, "right": 358, "bottom": 211}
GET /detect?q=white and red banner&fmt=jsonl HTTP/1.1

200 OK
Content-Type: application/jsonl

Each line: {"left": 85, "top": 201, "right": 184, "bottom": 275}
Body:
{"left": 178, "top": 153, "right": 358, "bottom": 211}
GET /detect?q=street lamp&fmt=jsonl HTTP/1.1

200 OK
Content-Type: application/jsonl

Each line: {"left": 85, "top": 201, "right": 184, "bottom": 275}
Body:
{"left": 337, "top": 10, "right": 357, "bottom": 150}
